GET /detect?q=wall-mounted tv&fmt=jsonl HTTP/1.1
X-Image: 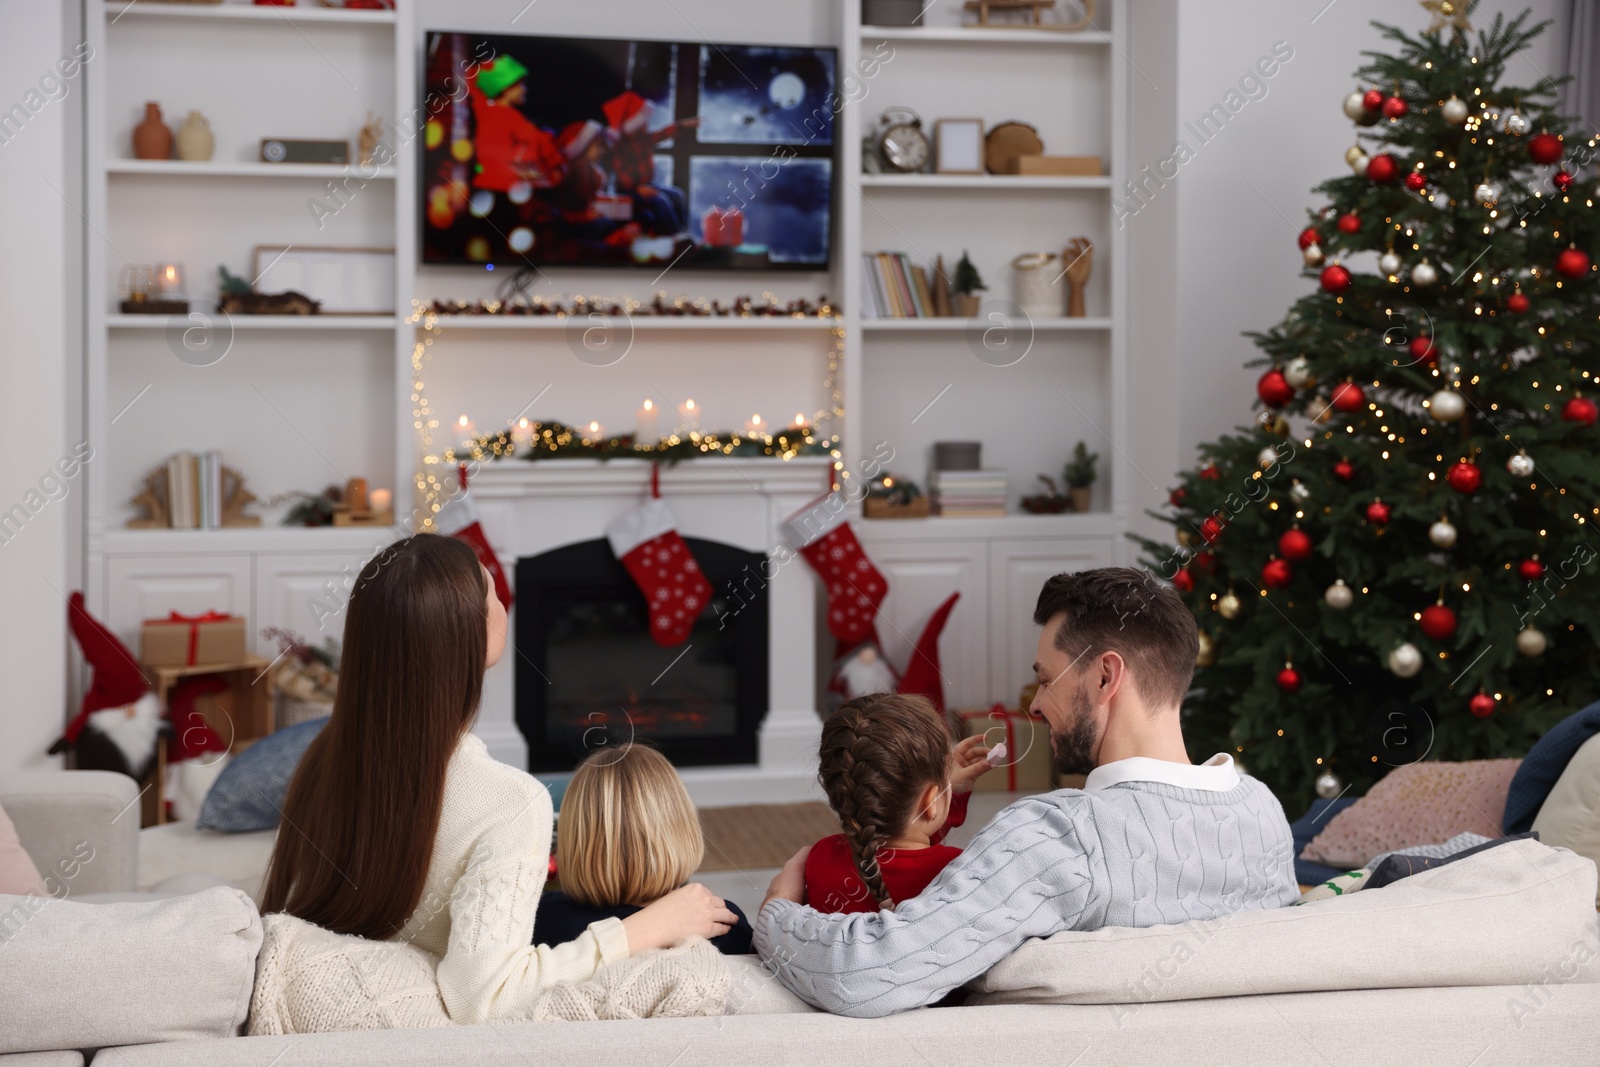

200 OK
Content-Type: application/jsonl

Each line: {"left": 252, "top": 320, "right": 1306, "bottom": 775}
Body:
{"left": 422, "top": 31, "right": 837, "bottom": 271}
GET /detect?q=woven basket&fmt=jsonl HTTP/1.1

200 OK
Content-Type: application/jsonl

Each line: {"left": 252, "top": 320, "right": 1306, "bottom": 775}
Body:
{"left": 275, "top": 694, "right": 333, "bottom": 731}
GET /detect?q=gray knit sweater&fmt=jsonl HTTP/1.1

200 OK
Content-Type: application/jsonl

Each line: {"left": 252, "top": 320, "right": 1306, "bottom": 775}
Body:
{"left": 753, "top": 776, "right": 1300, "bottom": 1017}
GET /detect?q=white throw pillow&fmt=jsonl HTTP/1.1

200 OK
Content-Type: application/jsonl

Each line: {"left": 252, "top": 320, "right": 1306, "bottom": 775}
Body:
{"left": 0, "top": 885, "right": 261, "bottom": 1054}
{"left": 966, "top": 839, "right": 1599, "bottom": 1008}
{"left": 1532, "top": 732, "right": 1600, "bottom": 907}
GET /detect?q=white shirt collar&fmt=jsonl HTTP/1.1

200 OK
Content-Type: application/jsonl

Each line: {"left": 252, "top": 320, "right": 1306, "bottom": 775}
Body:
{"left": 1083, "top": 752, "right": 1240, "bottom": 793}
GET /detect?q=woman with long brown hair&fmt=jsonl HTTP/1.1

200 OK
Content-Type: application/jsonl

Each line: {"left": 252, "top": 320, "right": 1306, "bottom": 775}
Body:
{"left": 260, "top": 534, "right": 737, "bottom": 1024}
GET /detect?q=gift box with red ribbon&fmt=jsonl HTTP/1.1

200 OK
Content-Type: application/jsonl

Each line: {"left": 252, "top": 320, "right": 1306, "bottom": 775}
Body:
{"left": 139, "top": 611, "right": 248, "bottom": 668}
{"left": 958, "top": 704, "right": 1054, "bottom": 794}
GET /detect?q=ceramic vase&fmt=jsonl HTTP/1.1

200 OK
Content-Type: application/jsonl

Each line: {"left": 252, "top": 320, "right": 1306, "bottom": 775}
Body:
{"left": 133, "top": 102, "right": 171, "bottom": 160}
{"left": 175, "top": 111, "right": 214, "bottom": 162}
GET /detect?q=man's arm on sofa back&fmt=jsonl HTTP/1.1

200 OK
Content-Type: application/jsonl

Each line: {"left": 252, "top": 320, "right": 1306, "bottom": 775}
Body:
{"left": 753, "top": 797, "right": 1092, "bottom": 1018}
{"left": 2, "top": 771, "right": 140, "bottom": 895}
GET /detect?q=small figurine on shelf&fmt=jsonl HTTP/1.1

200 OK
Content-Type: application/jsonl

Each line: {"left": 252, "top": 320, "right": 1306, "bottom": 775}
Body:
{"left": 1063, "top": 440, "right": 1099, "bottom": 512}
{"left": 1020, "top": 474, "right": 1070, "bottom": 514}
{"left": 1062, "top": 236, "right": 1093, "bottom": 318}
{"left": 281, "top": 485, "right": 343, "bottom": 527}
{"left": 216, "top": 265, "right": 321, "bottom": 316}
{"left": 863, "top": 473, "right": 929, "bottom": 519}
{"left": 951, "top": 251, "right": 986, "bottom": 317}
{"left": 358, "top": 111, "right": 384, "bottom": 167}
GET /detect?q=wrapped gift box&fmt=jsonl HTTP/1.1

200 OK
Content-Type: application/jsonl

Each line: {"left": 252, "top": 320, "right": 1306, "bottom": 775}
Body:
{"left": 139, "top": 611, "right": 248, "bottom": 667}
{"left": 958, "top": 704, "right": 1054, "bottom": 793}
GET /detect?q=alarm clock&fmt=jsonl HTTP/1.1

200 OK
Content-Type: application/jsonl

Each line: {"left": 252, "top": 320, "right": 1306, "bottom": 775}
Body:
{"left": 874, "top": 108, "right": 929, "bottom": 173}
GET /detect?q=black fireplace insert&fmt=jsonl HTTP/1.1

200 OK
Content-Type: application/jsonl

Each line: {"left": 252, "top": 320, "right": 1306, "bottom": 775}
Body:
{"left": 514, "top": 537, "right": 769, "bottom": 773}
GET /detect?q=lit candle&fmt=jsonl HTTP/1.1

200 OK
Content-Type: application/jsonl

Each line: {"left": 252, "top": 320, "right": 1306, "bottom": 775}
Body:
{"left": 154, "top": 262, "right": 185, "bottom": 300}
{"left": 635, "top": 399, "right": 658, "bottom": 443}
{"left": 743, "top": 413, "right": 765, "bottom": 437}
{"left": 455, "top": 414, "right": 477, "bottom": 444}
{"left": 584, "top": 420, "right": 605, "bottom": 443}
{"left": 682, "top": 399, "right": 699, "bottom": 432}
{"left": 794, "top": 412, "right": 809, "bottom": 428}
{"left": 369, "top": 487, "right": 392, "bottom": 512}
{"left": 510, "top": 416, "right": 534, "bottom": 449}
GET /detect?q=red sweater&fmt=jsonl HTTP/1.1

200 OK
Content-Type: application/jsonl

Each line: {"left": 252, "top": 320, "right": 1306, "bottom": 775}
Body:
{"left": 804, "top": 791, "right": 969, "bottom": 914}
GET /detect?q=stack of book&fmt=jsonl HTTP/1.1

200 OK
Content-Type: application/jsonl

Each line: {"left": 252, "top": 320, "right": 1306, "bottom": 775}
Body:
{"left": 861, "top": 252, "right": 947, "bottom": 318}
{"left": 166, "top": 450, "right": 225, "bottom": 529}
{"left": 932, "top": 470, "right": 1009, "bottom": 518}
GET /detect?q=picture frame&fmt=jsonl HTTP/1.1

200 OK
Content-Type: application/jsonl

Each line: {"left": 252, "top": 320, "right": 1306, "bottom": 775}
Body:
{"left": 934, "top": 118, "right": 985, "bottom": 175}
{"left": 251, "top": 246, "right": 395, "bottom": 314}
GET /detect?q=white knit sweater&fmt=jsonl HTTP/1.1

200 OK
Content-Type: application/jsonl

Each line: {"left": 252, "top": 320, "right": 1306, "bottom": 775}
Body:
{"left": 393, "top": 731, "right": 630, "bottom": 1024}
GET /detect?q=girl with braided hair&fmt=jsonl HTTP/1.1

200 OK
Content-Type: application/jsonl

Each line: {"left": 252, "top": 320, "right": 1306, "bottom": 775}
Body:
{"left": 805, "top": 693, "right": 995, "bottom": 913}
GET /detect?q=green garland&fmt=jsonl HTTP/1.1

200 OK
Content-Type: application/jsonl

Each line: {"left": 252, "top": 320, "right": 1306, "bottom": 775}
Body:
{"left": 444, "top": 420, "right": 837, "bottom": 467}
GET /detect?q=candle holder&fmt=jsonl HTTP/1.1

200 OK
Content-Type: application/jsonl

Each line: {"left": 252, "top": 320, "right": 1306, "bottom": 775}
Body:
{"left": 119, "top": 262, "right": 189, "bottom": 315}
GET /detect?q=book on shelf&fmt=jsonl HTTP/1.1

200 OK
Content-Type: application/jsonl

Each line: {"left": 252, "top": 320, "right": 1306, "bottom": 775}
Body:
{"left": 932, "top": 469, "right": 1009, "bottom": 517}
{"left": 166, "top": 450, "right": 224, "bottom": 529}
{"left": 862, "top": 251, "right": 946, "bottom": 319}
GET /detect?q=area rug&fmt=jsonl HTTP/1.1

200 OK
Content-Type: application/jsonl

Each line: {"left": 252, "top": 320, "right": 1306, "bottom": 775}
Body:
{"left": 697, "top": 802, "right": 840, "bottom": 872}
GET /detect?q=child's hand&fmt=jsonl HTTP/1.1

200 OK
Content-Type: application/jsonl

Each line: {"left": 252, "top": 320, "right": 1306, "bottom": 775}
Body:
{"left": 621, "top": 883, "right": 740, "bottom": 954}
{"left": 950, "top": 734, "right": 994, "bottom": 794}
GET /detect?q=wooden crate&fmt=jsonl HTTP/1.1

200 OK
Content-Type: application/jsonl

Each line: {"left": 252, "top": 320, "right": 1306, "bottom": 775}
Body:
{"left": 864, "top": 496, "right": 931, "bottom": 519}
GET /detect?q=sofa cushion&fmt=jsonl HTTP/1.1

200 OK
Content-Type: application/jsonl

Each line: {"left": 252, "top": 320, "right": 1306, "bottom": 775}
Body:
{"left": 0, "top": 886, "right": 261, "bottom": 1054}
{"left": 0, "top": 802, "right": 46, "bottom": 897}
{"left": 197, "top": 716, "right": 328, "bottom": 833}
{"left": 1301, "top": 758, "right": 1519, "bottom": 868}
{"left": 1505, "top": 699, "right": 1600, "bottom": 833}
{"left": 965, "top": 838, "right": 1597, "bottom": 1007}
{"left": 1532, "top": 732, "right": 1600, "bottom": 907}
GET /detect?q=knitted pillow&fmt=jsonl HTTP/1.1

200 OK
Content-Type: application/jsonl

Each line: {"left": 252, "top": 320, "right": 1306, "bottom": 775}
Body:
{"left": 1300, "top": 759, "right": 1520, "bottom": 869}
{"left": 197, "top": 717, "right": 328, "bottom": 832}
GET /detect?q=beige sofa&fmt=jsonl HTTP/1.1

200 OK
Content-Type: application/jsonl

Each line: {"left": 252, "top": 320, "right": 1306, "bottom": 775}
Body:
{"left": 5, "top": 771, "right": 1600, "bottom": 1066}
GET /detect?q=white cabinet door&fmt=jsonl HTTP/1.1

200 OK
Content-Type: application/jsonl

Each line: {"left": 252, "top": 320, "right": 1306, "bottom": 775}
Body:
{"left": 255, "top": 552, "right": 375, "bottom": 656}
{"left": 854, "top": 536, "right": 989, "bottom": 709}
{"left": 989, "top": 538, "right": 1115, "bottom": 703}
{"left": 105, "top": 555, "right": 253, "bottom": 650}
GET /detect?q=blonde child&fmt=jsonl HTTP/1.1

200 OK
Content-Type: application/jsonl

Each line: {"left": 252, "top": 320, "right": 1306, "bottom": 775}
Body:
{"left": 537, "top": 742, "right": 754, "bottom": 954}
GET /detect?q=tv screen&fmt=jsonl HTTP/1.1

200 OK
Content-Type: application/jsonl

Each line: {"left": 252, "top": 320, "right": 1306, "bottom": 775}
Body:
{"left": 422, "top": 31, "right": 837, "bottom": 271}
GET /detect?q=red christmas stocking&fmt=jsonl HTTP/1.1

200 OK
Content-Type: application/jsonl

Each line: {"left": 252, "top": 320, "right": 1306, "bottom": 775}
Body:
{"left": 782, "top": 495, "right": 888, "bottom": 645}
{"left": 607, "top": 468, "right": 713, "bottom": 647}
{"left": 437, "top": 465, "right": 514, "bottom": 610}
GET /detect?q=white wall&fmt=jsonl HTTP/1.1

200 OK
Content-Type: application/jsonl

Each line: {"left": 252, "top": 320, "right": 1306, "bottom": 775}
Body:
{"left": 0, "top": 0, "right": 77, "bottom": 774}
{"left": 1163, "top": 0, "right": 1565, "bottom": 463}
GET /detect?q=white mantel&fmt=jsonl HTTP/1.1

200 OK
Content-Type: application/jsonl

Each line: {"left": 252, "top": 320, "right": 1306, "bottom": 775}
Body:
{"left": 468, "top": 456, "right": 834, "bottom": 806}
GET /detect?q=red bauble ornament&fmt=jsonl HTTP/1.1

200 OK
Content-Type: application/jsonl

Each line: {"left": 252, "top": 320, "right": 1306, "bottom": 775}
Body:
{"left": 1381, "top": 95, "right": 1408, "bottom": 119}
{"left": 1278, "top": 529, "right": 1314, "bottom": 561}
{"left": 1553, "top": 170, "right": 1574, "bottom": 193}
{"left": 1403, "top": 172, "right": 1427, "bottom": 192}
{"left": 1562, "top": 396, "right": 1599, "bottom": 425}
{"left": 1409, "top": 336, "right": 1436, "bottom": 363}
{"left": 1257, "top": 369, "right": 1295, "bottom": 408}
{"left": 1200, "top": 516, "right": 1225, "bottom": 542}
{"left": 1320, "top": 264, "right": 1353, "bottom": 293}
{"left": 1334, "top": 460, "right": 1356, "bottom": 482}
{"left": 1172, "top": 568, "right": 1195, "bottom": 592}
{"left": 1507, "top": 291, "right": 1530, "bottom": 314}
{"left": 1528, "top": 132, "right": 1563, "bottom": 165}
{"left": 1557, "top": 248, "right": 1590, "bottom": 279}
{"left": 1297, "top": 226, "right": 1321, "bottom": 250}
{"left": 1169, "top": 487, "right": 1187, "bottom": 507}
{"left": 1277, "top": 667, "right": 1303, "bottom": 693}
{"left": 1469, "top": 692, "right": 1498, "bottom": 718}
{"left": 1419, "top": 603, "right": 1458, "bottom": 641}
{"left": 1519, "top": 559, "right": 1546, "bottom": 581}
{"left": 1366, "top": 153, "right": 1398, "bottom": 182}
{"left": 1336, "top": 212, "right": 1361, "bottom": 234}
{"left": 1446, "top": 461, "right": 1482, "bottom": 494}
{"left": 1262, "top": 558, "right": 1293, "bottom": 589}
{"left": 1361, "top": 88, "right": 1385, "bottom": 112}
{"left": 1199, "top": 464, "right": 1221, "bottom": 481}
{"left": 1331, "top": 381, "right": 1365, "bottom": 412}
{"left": 1365, "top": 499, "right": 1391, "bottom": 524}
{"left": 1193, "top": 550, "right": 1218, "bottom": 574}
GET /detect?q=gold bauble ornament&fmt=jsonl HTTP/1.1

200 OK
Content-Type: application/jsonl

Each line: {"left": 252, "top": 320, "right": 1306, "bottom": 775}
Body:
{"left": 1218, "top": 592, "right": 1242, "bottom": 619}
{"left": 1516, "top": 626, "right": 1548, "bottom": 657}
{"left": 1177, "top": 529, "right": 1197, "bottom": 548}
{"left": 1196, "top": 631, "right": 1216, "bottom": 667}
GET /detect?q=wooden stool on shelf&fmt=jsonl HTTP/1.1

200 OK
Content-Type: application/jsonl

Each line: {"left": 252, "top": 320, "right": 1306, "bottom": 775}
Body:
{"left": 138, "top": 655, "right": 277, "bottom": 827}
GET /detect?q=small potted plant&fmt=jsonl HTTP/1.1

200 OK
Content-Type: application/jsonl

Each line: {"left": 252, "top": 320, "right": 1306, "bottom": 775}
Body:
{"left": 1020, "top": 474, "right": 1070, "bottom": 514}
{"left": 864, "top": 472, "right": 929, "bottom": 518}
{"left": 951, "top": 251, "right": 986, "bottom": 317}
{"left": 1064, "top": 440, "right": 1099, "bottom": 512}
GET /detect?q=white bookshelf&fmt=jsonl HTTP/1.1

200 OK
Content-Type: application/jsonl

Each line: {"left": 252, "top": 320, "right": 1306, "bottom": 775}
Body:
{"left": 107, "top": 160, "right": 398, "bottom": 180}
{"left": 415, "top": 315, "right": 841, "bottom": 332}
{"left": 105, "top": 2, "right": 397, "bottom": 25}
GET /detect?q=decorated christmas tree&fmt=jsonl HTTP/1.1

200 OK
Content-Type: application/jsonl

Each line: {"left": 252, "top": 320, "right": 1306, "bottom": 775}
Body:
{"left": 1137, "top": 7, "right": 1600, "bottom": 808}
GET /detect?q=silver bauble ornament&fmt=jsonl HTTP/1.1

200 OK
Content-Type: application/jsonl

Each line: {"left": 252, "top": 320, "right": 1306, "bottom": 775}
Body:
{"left": 1290, "top": 480, "right": 1312, "bottom": 503}
{"left": 1315, "top": 771, "right": 1344, "bottom": 799}
{"left": 1379, "top": 251, "right": 1403, "bottom": 276}
{"left": 1389, "top": 641, "right": 1423, "bottom": 678}
{"left": 1196, "top": 630, "right": 1216, "bottom": 667}
{"left": 1473, "top": 182, "right": 1499, "bottom": 206}
{"left": 1303, "top": 242, "right": 1325, "bottom": 267}
{"left": 1348, "top": 150, "right": 1371, "bottom": 175}
{"left": 1284, "top": 355, "right": 1316, "bottom": 389}
{"left": 1441, "top": 96, "right": 1469, "bottom": 124}
{"left": 1428, "top": 519, "right": 1458, "bottom": 548}
{"left": 1218, "top": 592, "right": 1242, "bottom": 619}
{"left": 1517, "top": 626, "right": 1548, "bottom": 657}
{"left": 1324, "top": 579, "right": 1354, "bottom": 609}
{"left": 1342, "top": 91, "right": 1370, "bottom": 121}
{"left": 1258, "top": 447, "right": 1281, "bottom": 469}
{"left": 1507, "top": 453, "right": 1536, "bottom": 478}
{"left": 1410, "top": 260, "right": 1439, "bottom": 286}
{"left": 1504, "top": 110, "right": 1529, "bottom": 135}
{"left": 1428, "top": 389, "right": 1466, "bottom": 422}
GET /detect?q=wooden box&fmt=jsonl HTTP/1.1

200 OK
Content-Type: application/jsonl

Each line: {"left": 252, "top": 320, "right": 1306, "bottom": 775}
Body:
{"left": 1015, "top": 154, "right": 1104, "bottom": 176}
{"left": 864, "top": 496, "right": 931, "bottom": 519}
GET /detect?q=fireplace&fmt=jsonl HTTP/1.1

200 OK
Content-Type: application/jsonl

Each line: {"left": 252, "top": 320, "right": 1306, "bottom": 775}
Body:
{"left": 515, "top": 537, "right": 770, "bottom": 773}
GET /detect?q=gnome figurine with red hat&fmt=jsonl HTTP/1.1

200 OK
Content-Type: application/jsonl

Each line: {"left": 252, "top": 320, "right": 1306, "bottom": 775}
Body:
{"left": 826, "top": 591, "right": 962, "bottom": 716}
{"left": 50, "top": 592, "right": 165, "bottom": 782}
